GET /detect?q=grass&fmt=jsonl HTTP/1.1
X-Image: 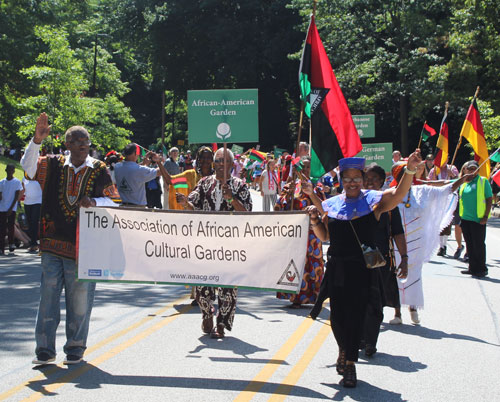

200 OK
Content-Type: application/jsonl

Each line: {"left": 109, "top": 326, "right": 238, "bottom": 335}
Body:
{"left": 0, "top": 156, "right": 24, "bottom": 181}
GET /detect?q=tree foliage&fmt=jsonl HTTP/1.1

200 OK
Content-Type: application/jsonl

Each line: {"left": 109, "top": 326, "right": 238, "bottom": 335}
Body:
{"left": 16, "top": 26, "right": 133, "bottom": 151}
{"left": 1, "top": 0, "right": 499, "bottom": 162}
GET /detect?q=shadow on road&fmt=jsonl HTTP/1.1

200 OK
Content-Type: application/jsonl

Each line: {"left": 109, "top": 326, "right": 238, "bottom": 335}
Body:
{"left": 189, "top": 335, "right": 268, "bottom": 356}
{"left": 381, "top": 322, "right": 500, "bottom": 347}
{"left": 322, "top": 380, "right": 405, "bottom": 401}
{"left": 28, "top": 363, "right": 330, "bottom": 399}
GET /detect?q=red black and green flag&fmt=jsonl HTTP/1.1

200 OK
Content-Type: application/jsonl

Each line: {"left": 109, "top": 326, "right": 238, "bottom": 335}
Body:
{"left": 249, "top": 149, "right": 267, "bottom": 163}
{"left": 299, "top": 15, "right": 362, "bottom": 180}
{"left": 420, "top": 122, "right": 437, "bottom": 142}
{"left": 172, "top": 177, "right": 189, "bottom": 189}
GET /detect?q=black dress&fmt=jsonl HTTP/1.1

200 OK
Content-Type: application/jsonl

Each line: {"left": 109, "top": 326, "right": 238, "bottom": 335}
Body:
{"left": 327, "top": 212, "right": 377, "bottom": 362}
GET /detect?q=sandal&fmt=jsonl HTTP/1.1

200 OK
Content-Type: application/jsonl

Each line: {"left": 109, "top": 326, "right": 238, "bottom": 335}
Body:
{"left": 210, "top": 324, "right": 225, "bottom": 339}
{"left": 336, "top": 348, "right": 346, "bottom": 375}
{"left": 342, "top": 363, "right": 357, "bottom": 388}
{"left": 202, "top": 317, "right": 213, "bottom": 334}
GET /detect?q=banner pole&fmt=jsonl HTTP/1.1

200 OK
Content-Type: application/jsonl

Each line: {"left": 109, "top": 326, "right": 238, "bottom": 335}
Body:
{"left": 223, "top": 142, "right": 227, "bottom": 184}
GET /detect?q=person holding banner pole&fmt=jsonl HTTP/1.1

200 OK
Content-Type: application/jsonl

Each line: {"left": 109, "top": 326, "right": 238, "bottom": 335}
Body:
{"left": 176, "top": 147, "right": 252, "bottom": 339}
{"left": 305, "top": 151, "right": 422, "bottom": 388}
{"left": 21, "top": 113, "right": 118, "bottom": 366}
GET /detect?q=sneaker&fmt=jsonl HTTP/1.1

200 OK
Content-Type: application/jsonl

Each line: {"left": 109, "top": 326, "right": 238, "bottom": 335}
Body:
{"left": 389, "top": 316, "right": 402, "bottom": 325}
{"left": 453, "top": 246, "right": 464, "bottom": 259}
{"left": 410, "top": 310, "right": 420, "bottom": 324}
{"left": 32, "top": 352, "right": 55, "bottom": 365}
{"left": 8, "top": 244, "right": 15, "bottom": 252}
{"left": 63, "top": 355, "right": 83, "bottom": 365}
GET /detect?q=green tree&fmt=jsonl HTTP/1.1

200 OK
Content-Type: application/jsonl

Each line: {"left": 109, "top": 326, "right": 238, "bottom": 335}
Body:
{"left": 16, "top": 26, "right": 133, "bottom": 150}
{"left": 145, "top": 0, "right": 303, "bottom": 150}
{"left": 290, "top": 0, "right": 454, "bottom": 155}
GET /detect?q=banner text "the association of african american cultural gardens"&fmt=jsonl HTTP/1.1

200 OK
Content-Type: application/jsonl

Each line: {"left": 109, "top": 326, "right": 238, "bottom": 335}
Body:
{"left": 78, "top": 207, "right": 309, "bottom": 292}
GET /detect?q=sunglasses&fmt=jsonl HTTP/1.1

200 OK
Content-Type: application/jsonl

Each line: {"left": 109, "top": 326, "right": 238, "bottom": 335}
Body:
{"left": 214, "top": 158, "right": 228, "bottom": 164}
{"left": 342, "top": 177, "right": 363, "bottom": 184}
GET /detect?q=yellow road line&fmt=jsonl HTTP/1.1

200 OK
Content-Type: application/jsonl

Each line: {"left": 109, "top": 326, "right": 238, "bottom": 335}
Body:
{"left": 268, "top": 322, "right": 331, "bottom": 402}
{"left": 22, "top": 303, "right": 193, "bottom": 402}
{"left": 0, "top": 294, "right": 190, "bottom": 402}
{"left": 234, "top": 318, "right": 315, "bottom": 402}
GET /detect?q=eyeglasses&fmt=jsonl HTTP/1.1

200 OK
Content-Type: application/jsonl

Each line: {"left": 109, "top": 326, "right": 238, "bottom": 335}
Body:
{"left": 342, "top": 177, "right": 363, "bottom": 184}
{"left": 69, "top": 140, "right": 91, "bottom": 146}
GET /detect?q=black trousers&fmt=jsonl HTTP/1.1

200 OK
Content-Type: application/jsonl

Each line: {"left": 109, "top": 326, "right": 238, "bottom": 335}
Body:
{"left": 460, "top": 219, "right": 487, "bottom": 274}
{"left": 24, "top": 203, "right": 41, "bottom": 246}
{"left": 0, "top": 211, "right": 16, "bottom": 251}
{"left": 363, "top": 269, "right": 384, "bottom": 348}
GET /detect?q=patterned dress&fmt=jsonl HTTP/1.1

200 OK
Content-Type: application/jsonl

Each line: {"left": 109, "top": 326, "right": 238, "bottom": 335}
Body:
{"left": 276, "top": 183, "right": 324, "bottom": 305}
{"left": 188, "top": 175, "right": 252, "bottom": 331}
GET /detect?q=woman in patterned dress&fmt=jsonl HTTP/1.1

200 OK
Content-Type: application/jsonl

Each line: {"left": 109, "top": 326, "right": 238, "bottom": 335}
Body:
{"left": 276, "top": 156, "right": 324, "bottom": 308}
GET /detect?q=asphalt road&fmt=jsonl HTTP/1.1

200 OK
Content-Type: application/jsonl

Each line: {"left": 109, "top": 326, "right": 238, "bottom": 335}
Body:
{"left": 1, "top": 191, "right": 500, "bottom": 401}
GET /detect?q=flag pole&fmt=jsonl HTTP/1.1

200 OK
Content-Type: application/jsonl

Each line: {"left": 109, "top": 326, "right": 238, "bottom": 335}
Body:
{"left": 451, "top": 86, "right": 480, "bottom": 167}
{"left": 417, "top": 121, "right": 426, "bottom": 149}
{"left": 475, "top": 147, "right": 500, "bottom": 174}
{"left": 310, "top": 1, "right": 317, "bottom": 156}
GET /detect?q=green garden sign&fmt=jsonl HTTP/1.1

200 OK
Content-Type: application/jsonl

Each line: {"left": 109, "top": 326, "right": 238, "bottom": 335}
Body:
{"left": 352, "top": 114, "right": 375, "bottom": 138}
{"left": 356, "top": 142, "right": 393, "bottom": 172}
{"left": 188, "top": 89, "right": 259, "bottom": 144}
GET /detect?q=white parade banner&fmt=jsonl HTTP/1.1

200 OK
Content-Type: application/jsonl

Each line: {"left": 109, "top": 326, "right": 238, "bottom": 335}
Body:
{"left": 77, "top": 207, "right": 309, "bottom": 293}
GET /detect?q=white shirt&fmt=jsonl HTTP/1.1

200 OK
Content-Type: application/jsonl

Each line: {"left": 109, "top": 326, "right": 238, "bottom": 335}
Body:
{"left": 22, "top": 178, "right": 42, "bottom": 205}
{"left": 0, "top": 178, "right": 23, "bottom": 212}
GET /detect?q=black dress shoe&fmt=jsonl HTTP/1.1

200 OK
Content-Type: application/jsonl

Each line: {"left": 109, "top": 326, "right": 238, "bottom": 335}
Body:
{"left": 460, "top": 270, "right": 473, "bottom": 275}
{"left": 365, "top": 344, "right": 377, "bottom": 357}
{"left": 309, "top": 304, "right": 322, "bottom": 320}
{"left": 473, "top": 271, "right": 488, "bottom": 278}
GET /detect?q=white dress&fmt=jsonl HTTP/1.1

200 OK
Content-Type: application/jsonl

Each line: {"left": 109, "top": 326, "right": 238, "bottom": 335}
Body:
{"left": 395, "top": 184, "right": 457, "bottom": 309}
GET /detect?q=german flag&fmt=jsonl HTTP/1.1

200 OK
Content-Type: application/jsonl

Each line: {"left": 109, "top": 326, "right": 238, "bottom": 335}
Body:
{"left": 172, "top": 177, "right": 188, "bottom": 189}
{"left": 433, "top": 110, "right": 449, "bottom": 175}
{"left": 249, "top": 149, "right": 266, "bottom": 163}
{"left": 299, "top": 15, "right": 362, "bottom": 180}
{"left": 459, "top": 99, "right": 490, "bottom": 177}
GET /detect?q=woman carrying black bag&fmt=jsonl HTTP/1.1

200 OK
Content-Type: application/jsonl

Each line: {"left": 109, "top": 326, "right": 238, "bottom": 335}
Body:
{"left": 305, "top": 151, "right": 421, "bottom": 388}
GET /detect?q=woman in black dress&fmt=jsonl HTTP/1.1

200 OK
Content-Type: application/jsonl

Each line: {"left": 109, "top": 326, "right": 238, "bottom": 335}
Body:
{"left": 306, "top": 151, "right": 421, "bottom": 387}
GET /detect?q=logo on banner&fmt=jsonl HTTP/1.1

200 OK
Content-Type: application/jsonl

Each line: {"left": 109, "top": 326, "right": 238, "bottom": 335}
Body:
{"left": 277, "top": 259, "right": 301, "bottom": 288}
{"left": 216, "top": 122, "right": 232, "bottom": 140}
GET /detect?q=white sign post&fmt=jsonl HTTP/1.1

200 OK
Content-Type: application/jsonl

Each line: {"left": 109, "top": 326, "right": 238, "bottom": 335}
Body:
{"left": 78, "top": 207, "right": 309, "bottom": 293}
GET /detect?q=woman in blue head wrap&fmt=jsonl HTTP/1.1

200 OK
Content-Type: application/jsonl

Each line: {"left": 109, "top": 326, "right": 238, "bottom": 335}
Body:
{"left": 305, "top": 150, "right": 422, "bottom": 388}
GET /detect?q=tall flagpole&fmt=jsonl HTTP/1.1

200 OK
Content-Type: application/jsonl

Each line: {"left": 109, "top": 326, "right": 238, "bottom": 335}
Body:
{"left": 417, "top": 120, "right": 427, "bottom": 149}
{"left": 450, "top": 86, "right": 480, "bottom": 167}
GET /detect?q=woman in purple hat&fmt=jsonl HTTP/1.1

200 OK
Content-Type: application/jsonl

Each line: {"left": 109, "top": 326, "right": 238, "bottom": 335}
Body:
{"left": 305, "top": 150, "right": 421, "bottom": 388}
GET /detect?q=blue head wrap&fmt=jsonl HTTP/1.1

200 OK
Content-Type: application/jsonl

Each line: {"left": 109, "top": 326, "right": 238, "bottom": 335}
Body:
{"left": 338, "top": 157, "right": 365, "bottom": 172}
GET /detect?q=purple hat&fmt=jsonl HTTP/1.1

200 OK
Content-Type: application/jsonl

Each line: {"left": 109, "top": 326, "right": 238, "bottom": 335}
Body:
{"left": 338, "top": 157, "right": 365, "bottom": 172}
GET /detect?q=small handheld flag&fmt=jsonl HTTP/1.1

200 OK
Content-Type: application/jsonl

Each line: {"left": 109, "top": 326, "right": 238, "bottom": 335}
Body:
{"left": 172, "top": 177, "right": 188, "bottom": 189}
{"left": 421, "top": 122, "right": 437, "bottom": 142}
